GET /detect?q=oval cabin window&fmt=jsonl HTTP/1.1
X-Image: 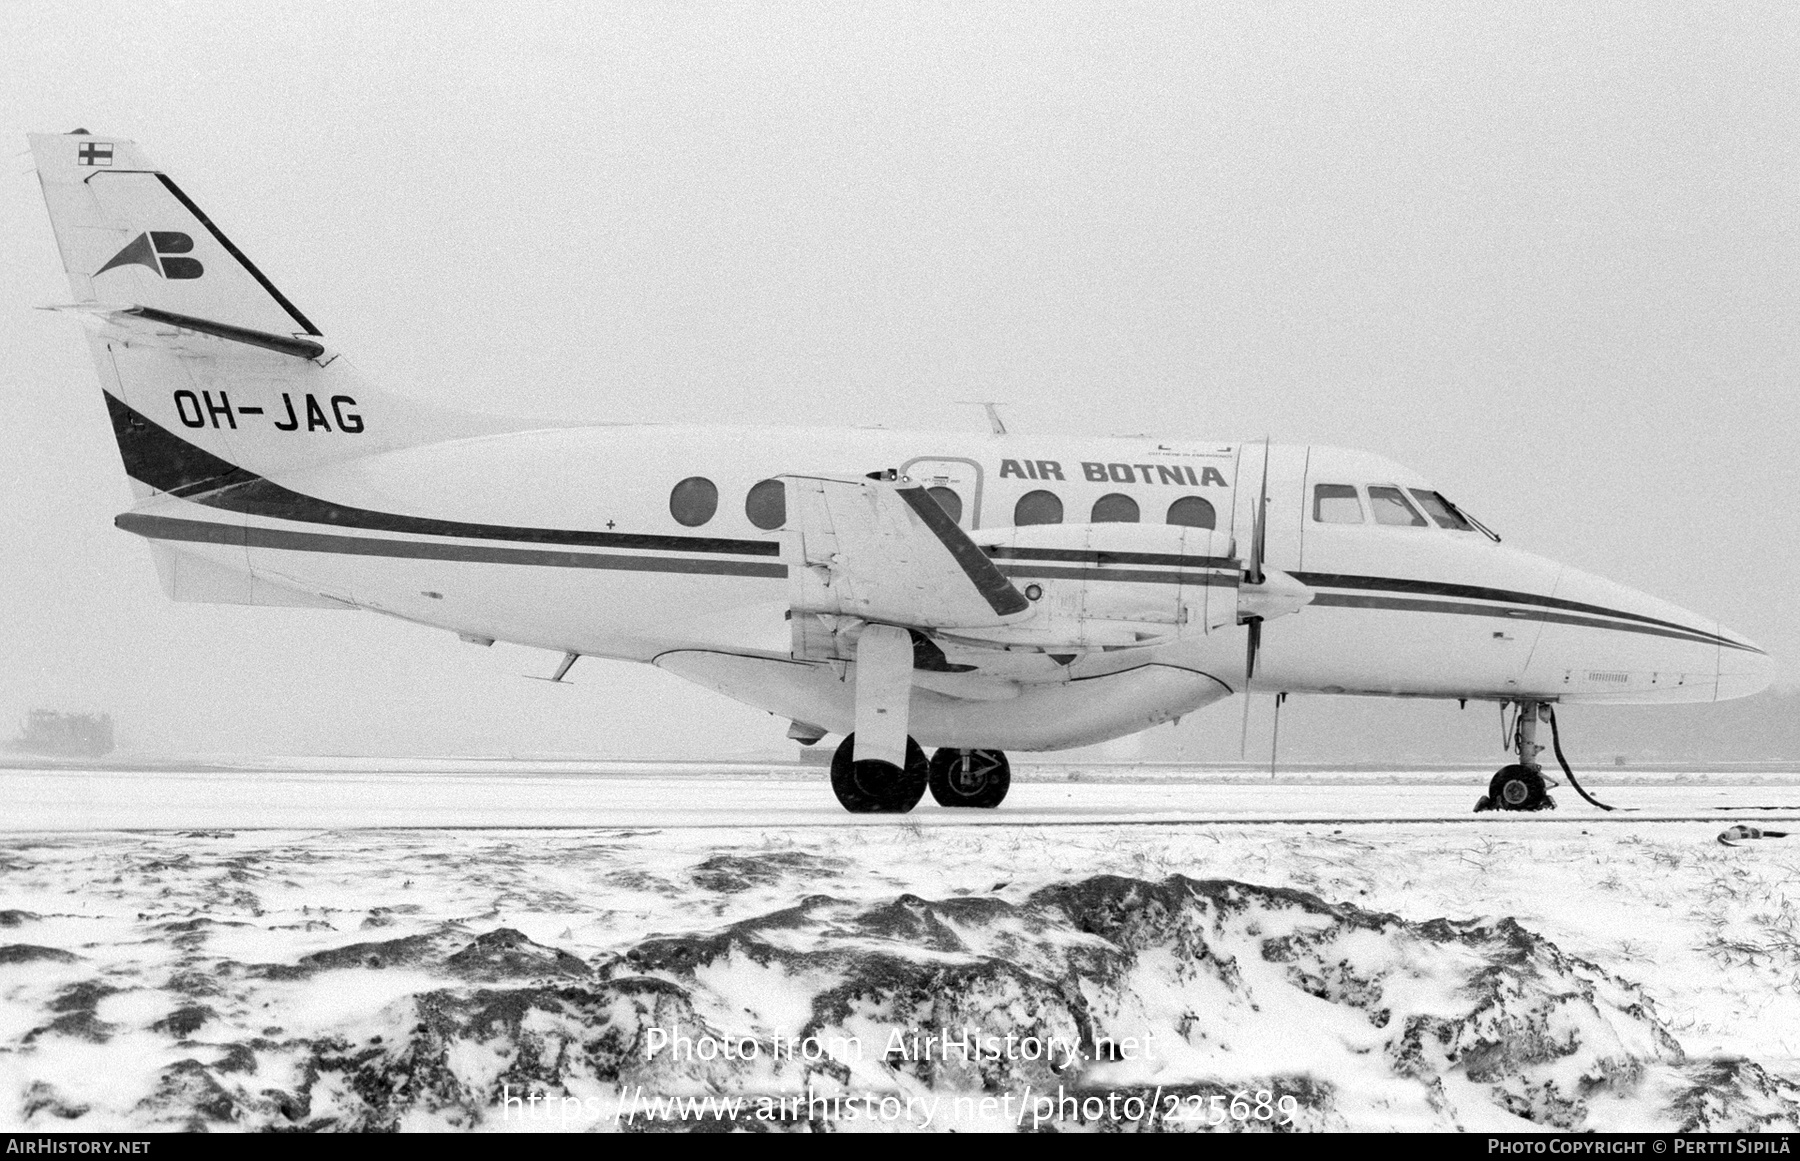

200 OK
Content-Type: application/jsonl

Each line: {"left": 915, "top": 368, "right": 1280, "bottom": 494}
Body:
{"left": 1013, "top": 489, "right": 1063, "bottom": 526}
{"left": 926, "top": 486, "right": 963, "bottom": 525}
{"left": 669, "top": 476, "right": 719, "bottom": 527}
{"left": 1166, "top": 496, "right": 1216, "bottom": 529}
{"left": 1091, "top": 493, "right": 1139, "bottom": 523}
{"left": 745, "top": 479, "right": 785, "bottom": 530}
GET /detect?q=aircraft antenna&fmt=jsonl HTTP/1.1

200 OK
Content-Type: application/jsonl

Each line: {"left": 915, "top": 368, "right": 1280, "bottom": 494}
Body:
{"left": 955, "top": 401, "right": 1009, "bottom": 436}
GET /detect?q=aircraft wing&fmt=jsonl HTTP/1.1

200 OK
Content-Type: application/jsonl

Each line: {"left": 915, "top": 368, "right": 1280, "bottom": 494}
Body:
{"left": 781, "top": 474, "right": 1032, "bottom": 630}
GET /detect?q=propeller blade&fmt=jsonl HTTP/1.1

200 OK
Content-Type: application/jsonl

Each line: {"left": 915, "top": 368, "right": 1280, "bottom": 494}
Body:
{"left": 1239, "top": 437, "right": 1273, "bottom": 760}
{"left": 1238, "top": 617, "right": 1261, "bottom": 758}
{"left": 1270, "top": 690, "right": 1286, "bottom": 778}
{"left": 1247, "top": 437, "right": 1271, "bottom": 586}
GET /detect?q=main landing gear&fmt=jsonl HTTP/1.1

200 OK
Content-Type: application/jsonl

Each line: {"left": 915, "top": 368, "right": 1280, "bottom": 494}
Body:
{"left": 928, "top": 747, "right": 1011, "bottom": 809}
{"left": 1475, "top": 700, "right": 1557, "bottom": 813}
{"left": 830, "top": 733, "right": 928, "bottom": 813}
{"left": 826, "top": 622, "right": 1016, "bottom": 813}
{"left": 828, "top": 736, "right": 1014, "bottom": 812}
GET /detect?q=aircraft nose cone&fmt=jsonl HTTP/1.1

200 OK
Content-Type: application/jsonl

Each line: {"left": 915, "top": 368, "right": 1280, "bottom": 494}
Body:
{"left": 1524, "top": 564, "right": 1762, "bottom": 704}
{"left": 1716, "top": 625, "right": 1772, "bottom": 702}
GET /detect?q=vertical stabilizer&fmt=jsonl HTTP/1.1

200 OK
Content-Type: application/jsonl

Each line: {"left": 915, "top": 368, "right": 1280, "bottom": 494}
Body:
{"left": 31, "top": 132, "right": 318, "bottom": 337}
{"left": 29, "top": 131, "right": 518, "bottom": 491}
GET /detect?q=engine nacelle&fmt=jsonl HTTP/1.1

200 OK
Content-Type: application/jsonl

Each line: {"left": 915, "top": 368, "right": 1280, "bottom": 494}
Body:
{"left": 946, "top": 523, "right": 1242, "bottom": 650}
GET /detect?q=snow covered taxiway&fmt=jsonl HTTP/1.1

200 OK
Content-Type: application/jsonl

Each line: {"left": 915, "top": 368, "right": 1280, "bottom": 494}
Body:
{"left": 4, "top": 760, "right": 1800, "bottom": 829}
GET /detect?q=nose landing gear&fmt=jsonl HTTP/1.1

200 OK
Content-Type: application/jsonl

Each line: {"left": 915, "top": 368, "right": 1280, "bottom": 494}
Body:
{"left": 1482, "top": 763, "right": 1551, "bottom": 812}
{"left": 1475, "top": 701, "right": 1559, "bottom": 813}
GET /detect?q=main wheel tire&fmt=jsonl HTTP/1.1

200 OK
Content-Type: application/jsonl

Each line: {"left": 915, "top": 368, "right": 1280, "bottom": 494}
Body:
{"left": 1487, "top": 764, "right": 1549, "bottom": 812}
{"left": 927, "top": 748, "right": 1011, "bottom": 808}
{"left": 830, "top": 734, "right": 928, "bottom": 813}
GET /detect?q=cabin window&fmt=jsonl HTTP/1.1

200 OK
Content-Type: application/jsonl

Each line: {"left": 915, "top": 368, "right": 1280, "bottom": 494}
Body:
{"left": 1166, "top": 496, "right": 1216, "bottom": 529}
{"left": 745, "top": 479, "right": 785, "bottom": 530}
{"left": 1313, "top": 483, "right": 1364, "bottom": 524}
{"left": 1013, "top": 489, "right": 1064, "bottom": 526}
{"left": 1090, "top": 493, "right": 1139, "bottom": 523}
{"left": 1368, "top": 485, "right": 1427, "bottom": 527}
{"left": 669, "top": 476, "right": 719, "bottom": 527}
{"left": 1408, "top": 489, "right": 1474, "bottom": 531}
{"left": 926, "top": 486, "right": 963, "bottom": 525}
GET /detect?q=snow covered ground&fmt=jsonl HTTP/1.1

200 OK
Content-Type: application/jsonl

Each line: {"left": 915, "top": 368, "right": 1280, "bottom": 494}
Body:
{"left": 6, "top": 761, "right": 1800, "bottom": 828}
{"left": 2, "top": 762, "right": 1799, "bottom": 1131}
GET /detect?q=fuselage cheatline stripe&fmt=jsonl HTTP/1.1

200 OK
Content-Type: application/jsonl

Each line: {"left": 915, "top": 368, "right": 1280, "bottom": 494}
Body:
{"left": 985, "top": 545, "right": 1236, "bottom": 569}
{"left": 1291, "top": 570, "right": 1754, "bottom": 650}
{"left": 116, "top": 514, "right": 788, "bottom": 579}
{"left": 197, "top": 477, "right": 781, "bottom": 557}
{"left": 1308, "top": 593, "right": 1750, "bottom": 652}
{"left": 997, "top": 564, "right": 1240, "bottom": 588}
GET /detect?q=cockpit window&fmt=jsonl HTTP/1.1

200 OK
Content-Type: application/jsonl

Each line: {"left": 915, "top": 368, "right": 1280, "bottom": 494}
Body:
{"left": 1368, "top": 486, "right": 1427, "bottom": 527}
{"left": 1312, "top": 484, "right": 1363, "bottom": 524}
{"left": 1408, "top": 489, "right": 1474, "bottom": 531}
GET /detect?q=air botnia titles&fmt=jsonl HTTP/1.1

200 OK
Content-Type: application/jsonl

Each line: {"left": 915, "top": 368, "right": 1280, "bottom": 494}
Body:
{"left": 997, "top": 457, "right": 1230, "bottom": 486}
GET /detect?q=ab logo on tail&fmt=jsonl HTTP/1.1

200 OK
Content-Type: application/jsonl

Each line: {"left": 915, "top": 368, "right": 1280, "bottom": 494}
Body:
{"left": 95, "top": 232, "right": 203, "bottom": 280}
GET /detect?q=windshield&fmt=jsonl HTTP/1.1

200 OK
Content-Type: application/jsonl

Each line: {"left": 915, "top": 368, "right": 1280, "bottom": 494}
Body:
{"left": 1408, "top": 488, "right": 1501, "bottom": 541}
{"left": 1407, "top": 489, "right": 1473, "bottom": 531}
{"left": 1368, "top": 486, "right": 1427, "bottom": 527}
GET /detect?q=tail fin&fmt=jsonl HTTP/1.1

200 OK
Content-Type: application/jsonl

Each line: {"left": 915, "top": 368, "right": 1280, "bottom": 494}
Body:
{"left": 31, "top": 131, "right": 319, "bottom": 337}
{"left": 30, "top": 131, "right": 513, "bottom": 494}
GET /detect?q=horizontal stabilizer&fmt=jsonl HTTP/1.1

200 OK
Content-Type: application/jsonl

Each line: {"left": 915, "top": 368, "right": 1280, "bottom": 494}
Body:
{"left": 43, "top": 302, "right": 324, "bottom": 359}
{"left": 782, "top": 474, "right": 1033, "bottom": 630}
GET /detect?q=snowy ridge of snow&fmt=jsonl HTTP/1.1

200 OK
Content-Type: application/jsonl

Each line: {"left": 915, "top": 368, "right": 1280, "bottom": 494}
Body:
{"left": 8, "top": 873, "right": 1798, "bottom": 1132}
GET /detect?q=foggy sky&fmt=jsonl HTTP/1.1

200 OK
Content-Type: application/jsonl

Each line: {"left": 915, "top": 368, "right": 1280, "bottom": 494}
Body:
{"left": 2, "top": 1, "right": 1795, "bottom": 760}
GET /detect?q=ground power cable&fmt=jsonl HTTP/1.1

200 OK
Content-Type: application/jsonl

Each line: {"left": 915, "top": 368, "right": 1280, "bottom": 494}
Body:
{"left": 1545, "top": 704, "right": 1625, "bottom": 812}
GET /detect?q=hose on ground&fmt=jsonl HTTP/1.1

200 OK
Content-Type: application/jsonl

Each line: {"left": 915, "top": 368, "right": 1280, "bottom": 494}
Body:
{"left": 1545, "top": 704, "right": 1620, "bottom": 812}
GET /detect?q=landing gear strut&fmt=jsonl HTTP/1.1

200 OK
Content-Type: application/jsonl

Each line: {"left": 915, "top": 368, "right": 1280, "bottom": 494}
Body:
{"left": 1475, "top": 701, "right": 1558, "bottom": 813}
{"left": 928, "top": 748, "right": 1011, "bottom": 808}
{"left": 830, "top": 623, "right": 928, "bottom": 813}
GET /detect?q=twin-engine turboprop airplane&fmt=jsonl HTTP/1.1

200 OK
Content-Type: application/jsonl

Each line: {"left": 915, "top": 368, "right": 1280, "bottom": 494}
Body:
{"left": 29, "top": 132, "right": 1772, "bottom": 813}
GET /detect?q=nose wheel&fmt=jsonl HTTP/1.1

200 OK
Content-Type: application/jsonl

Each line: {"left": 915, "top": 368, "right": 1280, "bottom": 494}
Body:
{"left": 1477, "top": 764, "right": 1552, "bottom": 812}
{"left": 830, "top": 733, "right": 928, "bottom": 813}
{"left": 928, "top": 748, "right": 1011, "bottom": 808}
{"left": 1474, "top": 701, "right": 1559, "bottom": 813}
